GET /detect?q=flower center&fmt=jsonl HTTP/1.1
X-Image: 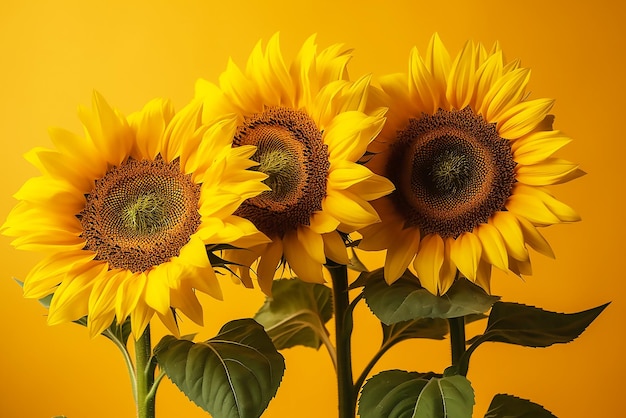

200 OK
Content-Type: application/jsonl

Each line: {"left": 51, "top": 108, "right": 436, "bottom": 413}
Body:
{"left": 233, "top": 107, "right": 329, "bottom": 238}
{"left": 388, "top": 107, "right": 516, "bottom": 238}
{"left": 78, "top": 157, "right": 201, "bottom": 272}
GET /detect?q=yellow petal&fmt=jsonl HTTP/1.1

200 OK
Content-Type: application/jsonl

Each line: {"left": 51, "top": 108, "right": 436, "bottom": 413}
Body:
{"left": 144, "top": 266, "right": 172, "bottom": 314}
{"left": 446, "top": 40, "right": 477, "bottom": 110}
{"left": 78, "top": 91, "right": 133, "bottom": 167}
{"left": 512, "top": 184, "right": 581, "bottom": 222}
{"left": 475, "top": 223, "right": 508, "bottom": 271}
{"left": 490, "top": 212, "right": 528, "bottom": 262}
{"left": 517, "top": 216, "right": 555, "bottom": 258}
{"left": 339, "top": 74, "right": 371, "bottom": 113}
{"left": 157, "top": 308, "right": 180, "bottom": 337}
{"left": 323, "top": 189, "right": 381, "bottom": 230}
{"left": 128, "top": 98, "right": 175, "bottom": 160}
{"left": 171, "top": 286, "right": 203, "bottom": 326}
{"left": 426, "top": 33, "right": 451, "bottom": 102}
{"left": 450, "top": 232, "right": 482, "bottom": 281}
{"left": 347, "top": 173, "right": 395, "bottom": 201}
{"left": 283, "top": 231, "right": 324, "bottom": 283}
{"left": 497, "top": 98, "right": 555, "bottom": 139}
{"left": 115, "top": 272, "right": 146, "bottom": 322}
{"left": 130, "top": 298, "right": 154, "bottom": 338}
{"left": 473, "top": 51, "right": 503, "bottom": 111}
{"left": 220, "top": 57, "right": 263, "bottom": 113}
{"left": 512, "top": 131, "right": 572, "bottom": 165}
{"left": 412, "top": 233, "right": 444, "bottom": 294}
{"left": 290, "top": 34, "right": 316, "bottom": 109}
{"left": 257, "top": 240, "right": 284, "bottom": 295}
{"left": 328, "top": 160, "right": 375, "bottom": 190}
{"left": 309, "top": 211, "right": 341, "bottom": 235}
{"left": 297, "top": 226, "right": 326, "bottom": 265}
{"left": 162, "top": 99, "right": 202, "bottom": 163}
{"left": 325, "top": 111, "right": 385, "bottom": 164}
{"left": 178, "top": 235, "right": 211, "bottom": 268}
{"left": 505, "top": 193, "right": 562, "bottom": 225}
{"left": 516, "top": 158, "right": 581, "bottom": 186}
{"left": 384, "top": 228, "right": 420, "bottom": 284}
{"left": 482, "top": 68, "right": 530, "bottom": 122}
{"left": 408, "top": 47, "right": 439, "bottom": 114}
{"left": 438, "top": 238, "right": 457, "bottom": 295}
{"left": 323, "top": 232, "right": 350, "bottom": 265}
{"left": 474, "top": 260, "right": 492, "bottom": 293}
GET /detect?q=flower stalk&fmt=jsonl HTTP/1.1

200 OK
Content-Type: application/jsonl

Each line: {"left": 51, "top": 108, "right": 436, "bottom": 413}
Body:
{"left": 328, "top": 262, "right": 356, "bottom": 418}
{"left": 448, "top": 316, "right": 466, "bottom": 370}
{"left": 135, "top": 325, "right": 156, "bottom": 418}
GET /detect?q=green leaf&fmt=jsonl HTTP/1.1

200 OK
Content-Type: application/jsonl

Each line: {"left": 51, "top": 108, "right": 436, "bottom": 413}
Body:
{"left": 154, "top": 318, "right": 285, "bottom": 418}
{"left": 382, "top": 318, "right": 449, "bottom": 347}
{"left": 254, "top": 278, "right": 333, "bottom": 349}
{"left": 413, "top": 375, "right": 475, "bottom": 418}
{"left": 457, "top": 301, "right": 610, "bottom": 376}
{"left": 478, "top": 301, "right": 609, "bottom": 347}
{"left": 358, "top": 370, "right": 430, "bottom": 418}
{"left": 484, "top": 394, "right": 556, "bottom": 418}
{"left": 359, "top": 372, "right": 474, "bottom": 418}
{"left": 363, "top": 269, "right": 499, "bottom": 324}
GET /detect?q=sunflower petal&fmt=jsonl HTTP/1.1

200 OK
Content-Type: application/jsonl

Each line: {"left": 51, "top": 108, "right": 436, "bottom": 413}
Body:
{"left": 384, "top": 229, "right": 421, "bottom": 284}
{"left": 323, "top": 231, "right": 350, "bottom": 265}
{"left": 475, "top": 223, "right": 508, "bottom": 271}
{"left": 498, "top": 98, "right": 555, "bottom": 139}
{"left": 257, "top": 240, "right": 284, "bottom": 295}
{"left": 412, "top": 233, "right": 444, "bottom": 294}
{"left": 283, "top": 231, "right": 324, "bottom": 283}
{"left": 491, "top": 211, "right": 529, "bottom": 261}
{"left": 450, "top": 232, "right": 482, "bottom": 281}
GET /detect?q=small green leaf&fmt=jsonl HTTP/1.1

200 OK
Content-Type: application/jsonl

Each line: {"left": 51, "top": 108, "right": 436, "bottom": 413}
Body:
{"left": 358, "top": 370, "right": 430, "bottom": 418}
{"left": 363, "top": 269, "right": 499, "bottom": 324}
{"left": 348, "top": 247, "right": 369, "bottom": 272}
{"left": 413, "top": 375, "right": 475, "bottom": 418}
{"left": 154, "top": 319, "right": 285, "bottom": 418}
{"left": 381, "top": 318, "right": 449, "bottom": 347}
{"left": 479, "top": 301, "right": 609, "bottom": 347}
{"left": 484, "top": 394, "right": 556, "bottom": 418}
{"left": 254, "top": 278, "right": 333, "bottom": 349}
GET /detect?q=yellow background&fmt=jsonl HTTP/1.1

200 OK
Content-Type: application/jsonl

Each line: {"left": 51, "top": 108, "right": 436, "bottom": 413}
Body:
{"left": 1, "top": 1, "right": 624, "bottom": 417}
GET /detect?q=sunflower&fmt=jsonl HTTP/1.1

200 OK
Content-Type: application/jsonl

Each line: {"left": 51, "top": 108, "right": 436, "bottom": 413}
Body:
{"left": 359, "top": 34, "right": 583, "bottom": 295}
{"left": 195, "top": 34, "right": 394, "bottom": 294}
{"left": 2, "top": 92, "right": 269, "bottom": 337}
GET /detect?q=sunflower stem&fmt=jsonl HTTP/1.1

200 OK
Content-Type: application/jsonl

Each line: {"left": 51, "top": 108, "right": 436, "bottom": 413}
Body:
{"left": 135, "top": 325, "right": 156, "bottom": 418}
{"left": 448, "top": 316, "right": 466, "bottom": 369}
{"left": 327, "top": 262, "right": 356, "bottom": 418}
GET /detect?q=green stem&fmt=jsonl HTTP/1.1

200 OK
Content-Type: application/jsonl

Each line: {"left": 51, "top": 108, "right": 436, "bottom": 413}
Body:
{"left": 135, "top": 324, "right": 155, "bottom": 418}
{"left": 328, "top": 262, "right": 355, "bottom": 418}
{"left": 448, "top": 316, "right": 466, "bottom": 368}
{"left": 102, "top": 328, "right": 137, "bottom": 403}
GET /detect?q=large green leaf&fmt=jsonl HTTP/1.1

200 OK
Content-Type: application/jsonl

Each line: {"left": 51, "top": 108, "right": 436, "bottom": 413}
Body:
{"left": 359, "top": 370, "right": 430, "bottom": 418}
{"left": 363, "top": 269, "right": 499, "bottom": 324}
{"left": 413, "top": 375, "right": 474, "bottom": 418}
{"left": 359, "top": 371, "right": 474, "bottom": 418}
{"left": 154, "top": 319, "right": 285, "bottom": 418}
{"left": 254, "top": 278, "right": 333, "bottom": 349}
{"left": 484, "top": 394, "right": 556, "bottom": 418}
{"left": 458, "top": 301, "right": 609, "bottom": 375}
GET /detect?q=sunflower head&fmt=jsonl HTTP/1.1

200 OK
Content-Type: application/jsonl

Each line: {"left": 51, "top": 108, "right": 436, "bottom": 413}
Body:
{"left": 359, "top": 34, "right": 583, "bottom": 295}
{"left": 2, "top": 92, "right": 269, "bottom": 337}
{"left": 195, "top": 33, "right": 394, "bottom": 294}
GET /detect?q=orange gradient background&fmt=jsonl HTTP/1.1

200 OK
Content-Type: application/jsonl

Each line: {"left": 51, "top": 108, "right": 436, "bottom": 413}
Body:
{"left": 1, "top": 1, "right": 624, "bottom": 417}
